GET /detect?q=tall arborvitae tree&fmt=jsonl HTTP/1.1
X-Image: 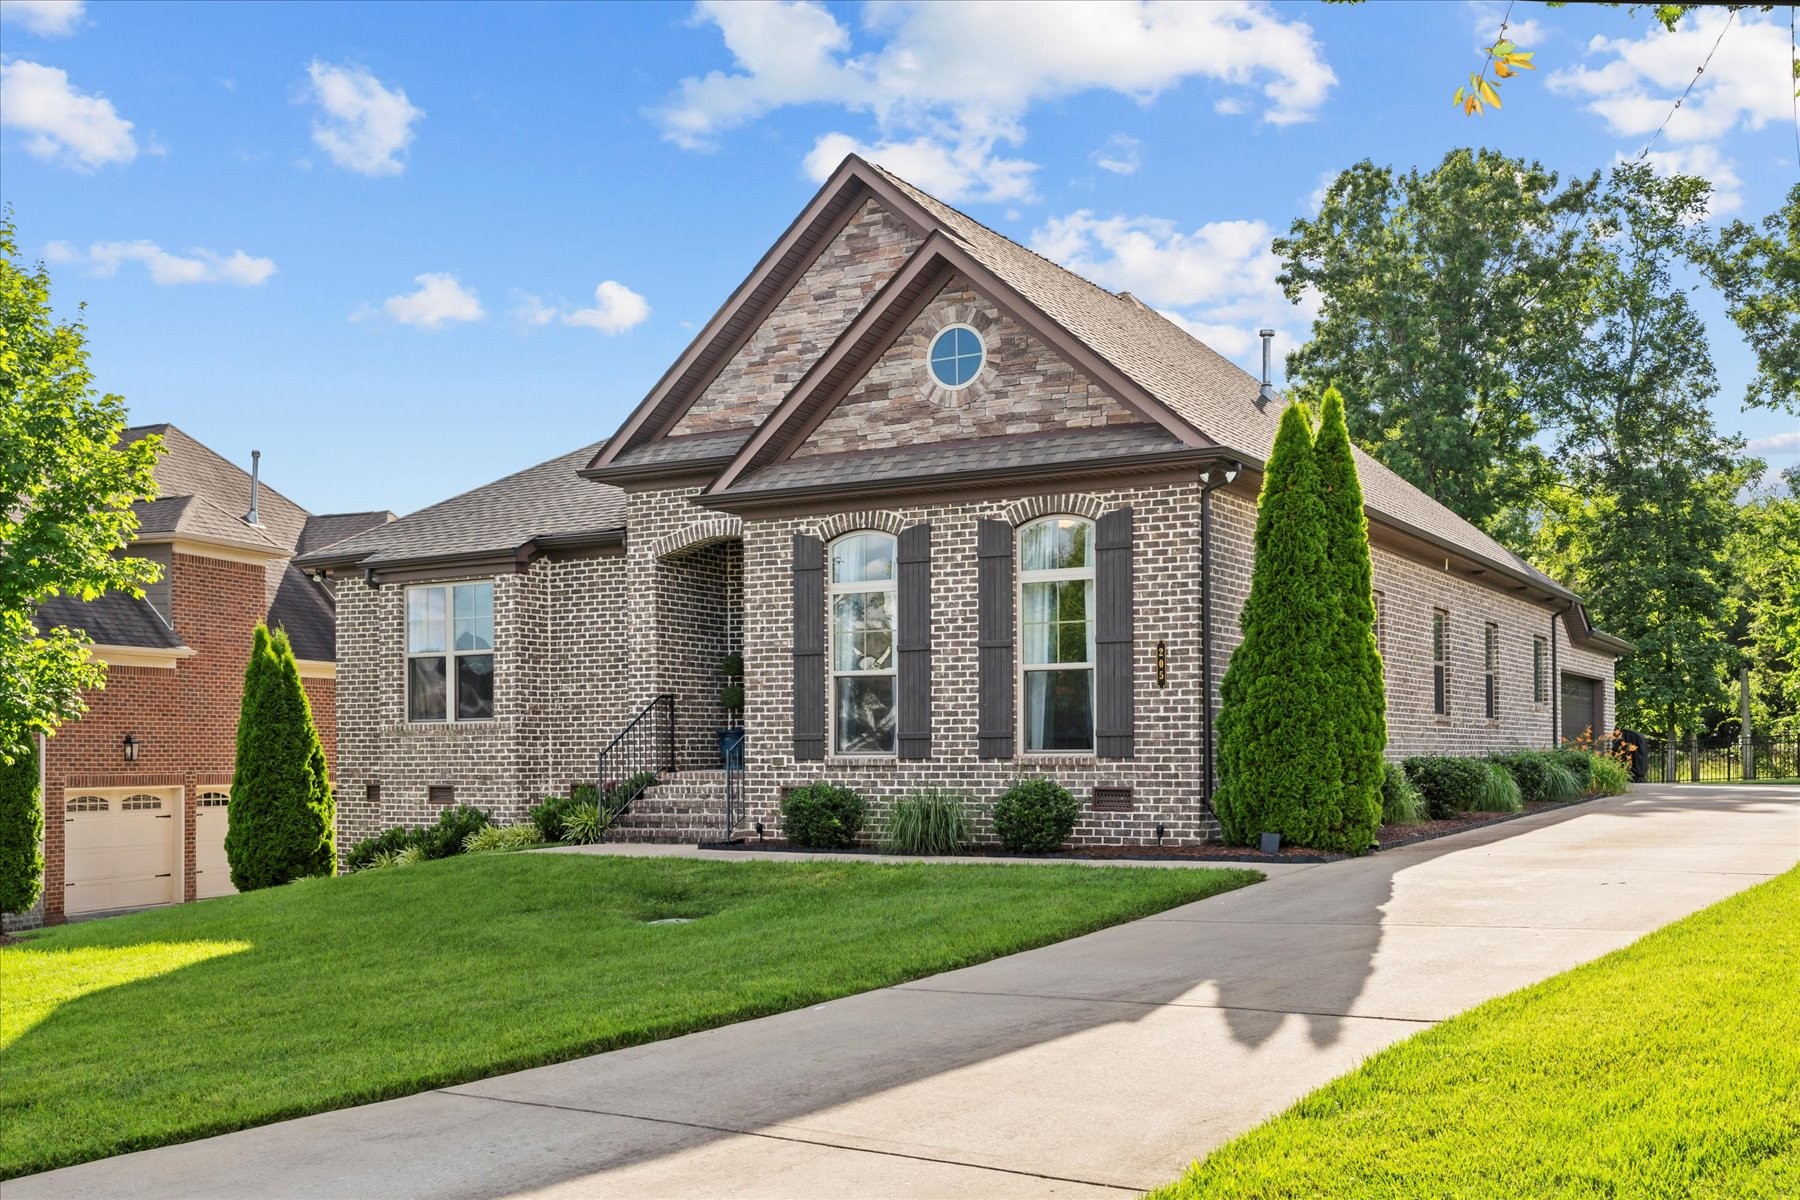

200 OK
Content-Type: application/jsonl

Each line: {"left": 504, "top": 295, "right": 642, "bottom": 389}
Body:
{"left": 0, "top": 736, "right": 44, "bottom": 917}
{"left": 226, "top": 626, "right": 335, "bottom": 890}
{"left": 1216, "top": 401, "right": 1345, "bottom": 849}
{"left": 1313, "top": 387, "right": 1386, "bottom": 847}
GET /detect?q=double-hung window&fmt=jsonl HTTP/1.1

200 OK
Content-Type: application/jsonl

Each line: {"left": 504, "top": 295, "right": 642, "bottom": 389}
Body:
{"left": 407, "top": 582, "right": 494, "bottom": 722}
{"left": 1484, "top": 622, "right": 1500, "bottom": 719}
{"left": 1019, "top": 517, "right": 1095, "bottom": 752}
{"left": 829, "top": 533, "right": 897, "bottom": 754}
{"left": 1432, "top": 608, "right": 1450, "bottom": 716}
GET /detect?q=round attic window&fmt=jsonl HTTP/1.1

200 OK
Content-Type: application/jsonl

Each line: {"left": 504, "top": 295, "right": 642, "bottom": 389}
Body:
{"left": 928, "top": 324, "right": 985, "bottom": 390}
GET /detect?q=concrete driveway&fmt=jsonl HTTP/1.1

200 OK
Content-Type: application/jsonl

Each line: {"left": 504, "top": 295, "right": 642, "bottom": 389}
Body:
{"left": 14, "top": 784, "right": 1797, "bottom": 1199}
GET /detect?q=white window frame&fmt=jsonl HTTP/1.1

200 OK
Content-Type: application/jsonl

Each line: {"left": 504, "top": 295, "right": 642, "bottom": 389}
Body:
{"left": 405, "top": 581, "right": 495, "bottom": 724}
{"left": 1017, "top": 515, "right": 1097, "bottom": 755}
{"left": 927, "top": 323, "right": 986, "bottom": 392}
{"left": 827, "top": 532, "right": 898, "bottom": 757}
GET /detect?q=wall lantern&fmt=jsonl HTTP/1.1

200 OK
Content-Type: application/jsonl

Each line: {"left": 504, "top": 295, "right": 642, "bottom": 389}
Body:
{"left": 1201, "top": 461, "right": 1241, "bottom": 489}
{"left": 123, "top": 733, "right": 139, "bottom": 763}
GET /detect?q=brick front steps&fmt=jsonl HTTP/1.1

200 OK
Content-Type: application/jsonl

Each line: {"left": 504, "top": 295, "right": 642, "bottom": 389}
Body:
{"left": 607, "top": 772, "right": 741, "bottom": 844}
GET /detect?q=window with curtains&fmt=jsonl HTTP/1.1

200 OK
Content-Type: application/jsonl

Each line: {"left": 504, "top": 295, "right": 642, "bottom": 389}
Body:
{"left": 1019, "top": 516, "right": 1095, "bottom": 752}
{"left": 1432, "top": 608, "right": 1450, "bottom": 716}
{"left": 406, "top": 582, "right": 494, "bottom": 722}
{"left": 829, "top": 532, "right": 897, "bottom": 754}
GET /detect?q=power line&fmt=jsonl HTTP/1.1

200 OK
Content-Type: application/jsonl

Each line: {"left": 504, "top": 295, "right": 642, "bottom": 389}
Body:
{"left": 1634, "top": 10, "right": 1737, "bottom": 163}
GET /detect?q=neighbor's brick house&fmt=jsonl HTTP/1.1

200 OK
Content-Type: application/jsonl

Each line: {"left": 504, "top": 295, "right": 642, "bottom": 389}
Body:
{"left": 302, "top": 157, "right": 1626, "bottom": 851}
{"left": 5, "top": 426, "right": 391, "bottom": 930}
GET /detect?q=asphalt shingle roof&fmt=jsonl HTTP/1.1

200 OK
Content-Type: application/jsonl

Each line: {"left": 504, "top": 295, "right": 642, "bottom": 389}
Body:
{"left": 297, "top": 441, "right": 624, "bottom": 569}
{"left": 35, "top": 592, "right": 186, "bottom": 651}
{"left": 298, "top": 511, "right": 397, "bottom": 554}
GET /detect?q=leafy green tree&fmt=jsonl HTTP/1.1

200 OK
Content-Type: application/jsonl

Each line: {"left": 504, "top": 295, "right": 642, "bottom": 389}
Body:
{"left": 1216, "top": 401, "right": 1349, "bottom": 851}
{"left": 1705, "top": 182, "right": 1799, "bottom": 413}
{"left": 1537, "top": 164, "right": 1747, "bottom": 745}
{"left": 0, "top": 735, "right": 44, "bottom": 916}
{"left": 1275, "top": 149, "right": 1599, "bottom": 549}
{"left": 1313, "top": 387, "right": 1386, "bottom": 845}
{"left": 226, "top": 626, "right": 335, "bottom": 889}
{"left": 1729, "top": 481, "right": 1800, "bottom": 736}
{"left": 1, "top": 215, "right": 161, "bottom": 760}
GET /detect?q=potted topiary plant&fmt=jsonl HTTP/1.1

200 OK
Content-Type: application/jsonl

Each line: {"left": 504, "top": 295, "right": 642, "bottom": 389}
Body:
{"left": 718, "top": 654, "right": 746, "bottom": 768}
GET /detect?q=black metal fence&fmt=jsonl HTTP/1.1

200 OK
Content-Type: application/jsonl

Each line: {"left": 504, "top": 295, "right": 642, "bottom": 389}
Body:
{"left": 1640, "top": 733, "right": 1800, "bottom": 783}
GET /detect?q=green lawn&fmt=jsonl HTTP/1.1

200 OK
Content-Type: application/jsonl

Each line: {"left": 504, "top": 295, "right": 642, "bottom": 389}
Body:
{"left": 1152, "top": 865, "right": 1800, "bottom": 1200}
{"left": 0, "top": 853, "right": 1257, "bottom": 1179}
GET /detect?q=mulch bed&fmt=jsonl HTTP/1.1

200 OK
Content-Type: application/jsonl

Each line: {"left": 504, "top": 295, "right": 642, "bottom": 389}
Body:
{"left": 700, "top": 797, "right": 1597, "bottom": 866}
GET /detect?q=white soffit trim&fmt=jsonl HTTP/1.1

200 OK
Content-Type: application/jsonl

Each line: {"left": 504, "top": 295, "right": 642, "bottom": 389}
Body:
{"left": 295, "top": 660, "right": 337, "bottom": 680}
{"left": 89, "top": 644, "right": 196, "bottom": 670}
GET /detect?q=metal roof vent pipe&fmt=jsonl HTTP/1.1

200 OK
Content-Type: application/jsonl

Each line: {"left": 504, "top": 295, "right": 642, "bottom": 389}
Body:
{"left": 245, "top": 449, "right": 262, "bottom": 526}
{"left": 1256, "top": 329, "right": 1278, "bottom": 410}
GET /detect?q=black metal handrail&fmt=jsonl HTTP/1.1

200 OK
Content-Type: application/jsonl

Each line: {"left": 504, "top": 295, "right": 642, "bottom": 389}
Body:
{"left": 596, "top": 694, "right": 676, "bottom": 823}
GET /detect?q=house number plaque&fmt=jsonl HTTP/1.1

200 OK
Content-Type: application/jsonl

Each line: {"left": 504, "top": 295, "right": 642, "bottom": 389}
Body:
{"left": 1155, "top": 639, "right": 1168, "bottom": 688}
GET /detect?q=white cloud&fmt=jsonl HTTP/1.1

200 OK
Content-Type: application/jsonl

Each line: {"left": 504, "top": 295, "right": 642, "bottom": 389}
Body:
{"left": 1467, "top": 1, "right": 1545, "bottom": 50}
{"left": 1213, "top": 97, "right": 1246, "bottom": 116}
{"left": 0, "top": 0, "right": 84, "bottom": 36}
{"left": 304, "top": 60, "right": 422, "bottom": 177}
{"left": 563, "top": 280, "right": 651, "bottom": 334}
{"left": 508, "top": 291, "right": 559, "bottom": 328}
{"left": 0, "top": 60, "right": 135, "bottom": 169}
{"left": 658, "top": 1, "right": 1335, "bottom": 202}
{"left": 802, "top": 130, "right": 1036, "bottom": 203}
{"left": 1031, "top": 207, "right": 1312, "bottom": 379}
{"left": 1549, "top": 10, "right": 1793, "bottom": 144}
{"left": 1633, "top": 143, "right": 1745, "bottom": 215}
{"left": 362, "top": 273, "right": 484, "bottom": 328}
{"left": 1092, "top": 133, "right": 1141, "bottom": 176}
{"left": 45, "top": 239, "right": 276, "bottom": 285}
{"left": 1747, "top": 430, "right": 1800, "bottom": 454}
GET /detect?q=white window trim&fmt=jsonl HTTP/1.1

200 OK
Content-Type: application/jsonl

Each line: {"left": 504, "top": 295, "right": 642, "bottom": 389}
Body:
{"left": 928, "top": 323, "right": 986, "bottom": 392}
{"left": 827, "top": 532, "right": 898, "bottom": 757}
{"left": 1017, "top": 516, "right": 1097, "bottom": 755}
{"left": 405, "top": 582, "right": 495, "bottom": 725}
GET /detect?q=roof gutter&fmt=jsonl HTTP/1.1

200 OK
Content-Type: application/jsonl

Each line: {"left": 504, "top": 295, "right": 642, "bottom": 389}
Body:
{"left": 302, "top": 527, "right": 627, "bottom": 582}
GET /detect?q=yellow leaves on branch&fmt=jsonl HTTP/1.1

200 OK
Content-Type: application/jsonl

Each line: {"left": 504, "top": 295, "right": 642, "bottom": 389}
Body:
{"left": 1454, "top": 41, "right": 1535, "bottom": 117}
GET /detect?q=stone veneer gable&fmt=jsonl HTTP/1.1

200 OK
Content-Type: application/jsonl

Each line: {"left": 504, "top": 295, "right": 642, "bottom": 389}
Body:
{"left": 788, "top": 281, "right": 1143, "bottom": 460}
{"left": 668, "top": 197, "right": 922, "bottom": 438}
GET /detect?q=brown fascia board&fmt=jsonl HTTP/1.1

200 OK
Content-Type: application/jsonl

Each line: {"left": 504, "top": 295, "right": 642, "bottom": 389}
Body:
{"left": 579, "top": 453, "right": 737, "bottom": 489}
{"left": 702, "top": 446, "right": 1231, "bottom": 516}
{"left": 1561, "top": 603, "right": 1635, "bottom": 656}
{"left": 586, "top": 157, "right": 935, "bottom": 476}
{"left": 705, "top": 236, "right": 1212, "bottom": 497}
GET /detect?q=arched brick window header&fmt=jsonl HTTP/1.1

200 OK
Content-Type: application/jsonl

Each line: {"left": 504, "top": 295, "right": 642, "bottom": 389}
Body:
{"left": 996, "top": 493, "right": 1108, "bottom": 526}
{"left": 648, "top": 516, "right": 744, "bottom": 561}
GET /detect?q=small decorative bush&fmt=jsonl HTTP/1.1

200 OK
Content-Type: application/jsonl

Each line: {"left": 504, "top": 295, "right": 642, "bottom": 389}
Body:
{"left": 721, "top": 653, "right": 744, "bottom": 678}
{"left": 345, "top": 825, "right": 415, "bottom": 872}
{"left": 1489, "top": 751, "right": 1581, "bottom": 804}
{"left": 602, "top": 771, "right": 659, "bottom": 809}
{"left": 413, "top": 806, "right": 493, "bottom": 859}
{"left": 1380, "top": 761, "right": 1426, "bottom": 825}
{"left": 1587, "top": 754, "right": 1632, "bottom": 796}
{"left": 558, "top": 801, "right": 613, "bottom": 845}
{"left": 1551, "top": 749, "right": 1595, "bottom": 794}
{"left": 878, "top": 788, "right": 973, "bottom": 855}
{"left": 463, "top": 824, "right": 541, "bottom": 854}
{"left": 1402, "top": 756, "right": 1490, "bottom": 818}
{"left": 993, "top": 778, "right": 1081, "bottom": 853}
{"left": 780, "top": 782, "right": 866, "bottom": 849}
{"left": 1470, "top": 762, "right": 1524, "bottom": 813}
{"left": 530, "top": 788, "right": 593, "bottom": 842}
{"left": 720, "top": 683, "right": 745, "bottom": 713}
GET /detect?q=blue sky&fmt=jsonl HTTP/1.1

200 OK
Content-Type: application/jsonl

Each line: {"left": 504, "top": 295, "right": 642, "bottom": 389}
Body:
{"left": 3, "top": 0, "right": 1795, "bottom": 516}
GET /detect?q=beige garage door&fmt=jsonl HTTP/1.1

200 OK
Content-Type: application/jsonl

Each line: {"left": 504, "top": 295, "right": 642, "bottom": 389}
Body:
{"left": 64, "top": 790, "right": 180, "bottom": 915}
{"left": 195, "top": 791, "right": 237, "bottom": 899}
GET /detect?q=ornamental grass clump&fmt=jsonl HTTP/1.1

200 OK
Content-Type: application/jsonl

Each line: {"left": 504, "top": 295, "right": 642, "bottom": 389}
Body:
{"left": 993, "top": 778, "right": 1081, "bottom": 853}
{"left": 1587, "top": 755, "right": 1632, "bottom": 796}
{"left": 1471, "top": 762, "right": 1524, "bottom": 813}
{"left": 1380, "top": 761, "right": 1427, "bottom": 825}
{"left": 462, "top": 824, "right": 541, "bottom": 854}
{"left": 780, "top": 783, "right": 866, "bottom": 849}
{"left": 878, "top": 788, "right": 973, "bottom": 856}
{"left": 1489, "top": 751, "right": 1582, "bottom": 803}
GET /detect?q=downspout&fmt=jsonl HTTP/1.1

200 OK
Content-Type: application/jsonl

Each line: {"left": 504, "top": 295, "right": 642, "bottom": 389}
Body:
{"left": 1549, "top": 603, "right": 1570, "bottom": 747}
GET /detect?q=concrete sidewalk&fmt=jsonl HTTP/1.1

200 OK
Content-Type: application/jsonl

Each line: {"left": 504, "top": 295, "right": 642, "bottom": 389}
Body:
{"left": 15, "top": 785, "right": 1797, "bottom": 1199}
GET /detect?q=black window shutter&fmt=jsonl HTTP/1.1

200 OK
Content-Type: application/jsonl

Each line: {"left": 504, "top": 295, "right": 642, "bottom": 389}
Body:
{"left": 897, "top": 523, "right": 932, "bottom": 759}
{"left": 1096, "top": 507, "right": 1135, "bottom": 759}
{"left": 792, "top": 533, "right": 826, "bottom": 760}
{"left": 976, "top": 519, "right": 1014, "bottom": 759}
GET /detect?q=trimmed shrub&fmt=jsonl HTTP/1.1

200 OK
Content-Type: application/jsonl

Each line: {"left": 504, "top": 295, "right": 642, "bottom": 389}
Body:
{"left": 413, "top": 806, "right": 492, "bottom": 859}
{"left": 1552, "top": 749, "right": 1595, "bottom": 794}
{"left": 878, "top": 788, "right": 973, "bottom": 856}
{"left": 992, "top": 778, "right": 1081, "bottom": 853}
{"left": 0, "top": 739, "right": 44, "bottom": 915}
{"left": 1588, "top": 755, "right": 1632, "bottom": 796}
{"left": 1216, "top": 401, "right": 1346, "bottom": 850}
{"left": 780, "top": 783, "right": 866, "bottom": 849}
{"left": 345, "top": 826, "right": 414, "bottom": 871}
{"left": 1471, "top": 762, "right": 1524, "bottom": 813}
{"left": 529, "top": 788, "right": 592, "bottom": 842}
{"left": 1312, "top": 386, "right": 1387, "bottom": 851}
{"left": 1403, "top": 755, "right": 1490, "bottom": 818}
{"left": 1489, "top": 751, "right": 1582, "bottom": 804}
{"left": 1380, "top": 761, "right": 1426, "bottom": 825}
{"left": 463, "top": 824, "right": 541, "bottom": 854}
{"left": 226, "top": 626, "right": 335, "bottom": 890}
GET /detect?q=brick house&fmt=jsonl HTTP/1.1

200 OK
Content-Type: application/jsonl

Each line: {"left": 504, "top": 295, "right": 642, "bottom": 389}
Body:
{"left": 301, "top": 157, "right": 1626, "bottom": 850}
{"left": 7, "top": 425, "right": 392, "bottom": 929}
